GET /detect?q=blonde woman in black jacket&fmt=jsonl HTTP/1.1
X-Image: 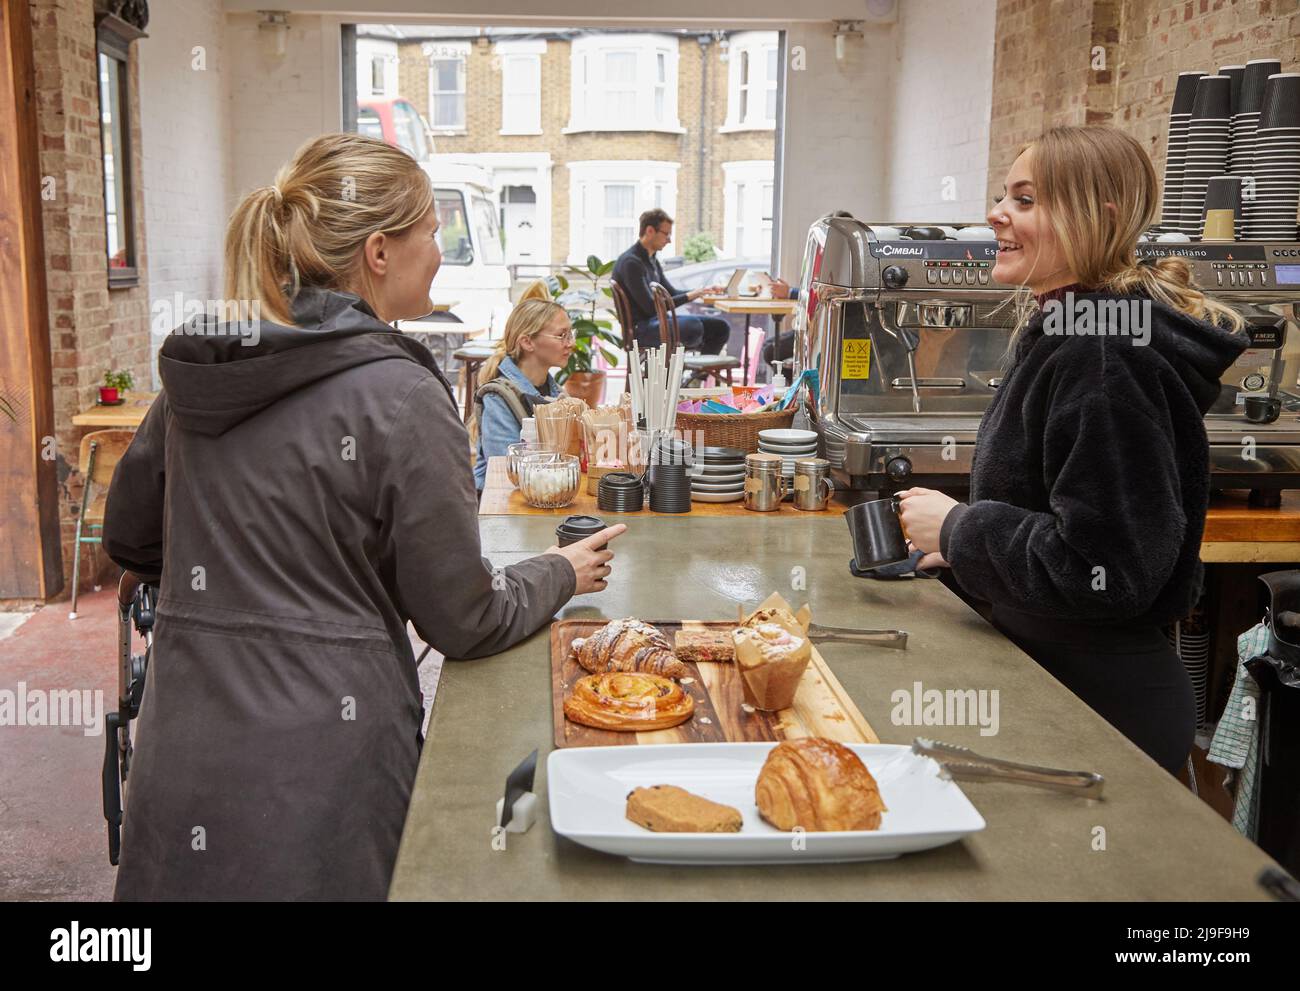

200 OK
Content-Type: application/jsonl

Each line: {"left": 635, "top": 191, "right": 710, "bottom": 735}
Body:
{"left": 899, "top": 126, "right": 1247, "bottom": 773}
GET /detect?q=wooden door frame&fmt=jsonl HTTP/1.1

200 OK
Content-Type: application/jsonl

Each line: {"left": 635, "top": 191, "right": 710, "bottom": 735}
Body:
{"left": 0, "top": 0, "right": 63, "bottom": 599}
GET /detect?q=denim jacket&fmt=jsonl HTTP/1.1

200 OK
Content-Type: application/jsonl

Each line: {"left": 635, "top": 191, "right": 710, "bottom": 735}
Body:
{"left": 473, "top": 355, "right": 560, "bottom": 489}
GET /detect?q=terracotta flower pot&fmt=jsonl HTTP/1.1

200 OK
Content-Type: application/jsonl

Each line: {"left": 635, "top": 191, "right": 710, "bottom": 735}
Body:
{"left": 562, "top": 370, "right": 606, "bottom": 408}
{"left": 99, "top": 387, "right": 119, "bottom": 404}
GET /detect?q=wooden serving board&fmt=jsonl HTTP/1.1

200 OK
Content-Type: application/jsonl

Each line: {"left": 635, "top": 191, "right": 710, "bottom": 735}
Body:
{"left": 550, "top": 619, "right": 879, "bottom": 749}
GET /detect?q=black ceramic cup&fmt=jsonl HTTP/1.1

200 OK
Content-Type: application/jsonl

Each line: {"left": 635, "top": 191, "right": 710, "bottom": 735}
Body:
{"left": 845, "top": 496, "right": 910, "bottom": 571}
{"left": 1245, "top": 395, "right": 1282, "bottom": 424}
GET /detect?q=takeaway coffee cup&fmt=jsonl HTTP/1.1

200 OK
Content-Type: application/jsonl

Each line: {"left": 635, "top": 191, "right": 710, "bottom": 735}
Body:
{"left": 845, "top": 497, "right": 910, "bottom": 571}
{"left": 555, "top": 514, "right": 609, "bottom": 547}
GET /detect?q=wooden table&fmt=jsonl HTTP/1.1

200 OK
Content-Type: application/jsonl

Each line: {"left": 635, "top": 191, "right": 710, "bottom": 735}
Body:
{"left": 707, "top": 297, "right": 798, "bottom": 384}
{"left": 1203, "top": 489, "right": 1300, "bottom": 562}
{"left": 479, "top": 456, "right": 850, "bottom": 518}
{"left": 70, "top": 391, "right": 157, "bottom": 429}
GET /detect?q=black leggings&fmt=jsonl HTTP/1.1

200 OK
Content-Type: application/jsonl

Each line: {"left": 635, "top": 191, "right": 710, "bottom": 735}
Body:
{"left": 992, "top": 608, "right": 1195, "bottom": 774}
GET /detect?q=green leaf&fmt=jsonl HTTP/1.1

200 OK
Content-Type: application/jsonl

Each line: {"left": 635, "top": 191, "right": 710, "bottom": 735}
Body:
{"left": 597, "top": 260, "right": 616, "bottom": 276}
{"left": 586, "top": 255, "right": 602, "bottom": 276}
{"left": 555, "top": 274, "right": 569, "bottom": 291}
{"left": 598, "top": 348, "right": 621, "bottom": 366}
{"left": 601, "top": 286, "right": 613, "bottom": 298}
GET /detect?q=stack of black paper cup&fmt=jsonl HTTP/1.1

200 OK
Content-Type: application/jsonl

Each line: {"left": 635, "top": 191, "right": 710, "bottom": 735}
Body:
{"left": 1220, "top": 64, "right": 1245, "bottom": 170}
{"left": 1182, "top": 75, "right": 1232, "bottom": 238}
{"left": 597, "top": 472, "right": 644, "bottom": 513}
{"left": 1238, "top": 58, "right": 1282, "bottom": 236}
{"left": 1249, "top": 73, "right": 1300, "bottom": 240}
{"left": 1162, "top": 71, "right": 1205, "bottom": 231}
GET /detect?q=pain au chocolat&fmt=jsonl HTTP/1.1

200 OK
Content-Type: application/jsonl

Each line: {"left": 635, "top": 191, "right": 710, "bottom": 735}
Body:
{"left": 755, "top": 738, "right": 886, "bottom": 831}
{"left": 570, "top": 618, "right": 689, "bottom": 680}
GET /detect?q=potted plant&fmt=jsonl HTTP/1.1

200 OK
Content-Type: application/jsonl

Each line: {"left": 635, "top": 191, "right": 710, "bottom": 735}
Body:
{"left": 552, "top": 255, "right": 623, "bottom": 407}
{"left": 100, "top": 369, "right": 134, "bottom": 405}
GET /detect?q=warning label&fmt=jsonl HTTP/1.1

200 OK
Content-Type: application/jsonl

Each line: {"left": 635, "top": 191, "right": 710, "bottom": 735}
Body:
{"left": 841, "top": 339, "right": 871, "bottom": 380}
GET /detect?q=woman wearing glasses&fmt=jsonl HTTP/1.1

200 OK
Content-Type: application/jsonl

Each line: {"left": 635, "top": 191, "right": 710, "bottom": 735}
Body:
{"left": 472, "top": 298, "right": 574, "bottom": 490}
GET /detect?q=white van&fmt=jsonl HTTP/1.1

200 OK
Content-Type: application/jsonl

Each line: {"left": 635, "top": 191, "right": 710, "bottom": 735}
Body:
{"left": 418, "top": 159, "right": 513, "bottom": 336}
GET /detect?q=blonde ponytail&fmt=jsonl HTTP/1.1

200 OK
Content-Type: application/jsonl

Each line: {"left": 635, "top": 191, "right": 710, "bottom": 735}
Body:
{"left": 223, "top": 133, "right": 433, "bottom": 327}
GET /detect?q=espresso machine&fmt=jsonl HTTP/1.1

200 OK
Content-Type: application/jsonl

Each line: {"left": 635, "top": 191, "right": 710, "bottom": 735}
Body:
{"left": 795, "top": 216, "right": 1300, "bottom": 505}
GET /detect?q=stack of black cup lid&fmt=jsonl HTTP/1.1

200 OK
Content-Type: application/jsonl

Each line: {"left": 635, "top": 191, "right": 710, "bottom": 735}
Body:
{"left": 555, "top": 514, "right": 608, "bottom": 547}
{"left": 597, "top": 472, "right": 644, "bottom": 513}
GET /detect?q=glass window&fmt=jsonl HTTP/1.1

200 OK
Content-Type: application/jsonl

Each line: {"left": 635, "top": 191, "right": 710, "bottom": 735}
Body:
{"left": 392, "top": 101, "right": 427, "bottom": 160}
{"left": 371, "top": 56, "right": 385, "bottom": 95}
{"left": 473, "top": 195, "right": 505, "bottom": 266}
{"left": 765, "top": 48, "right": 778, "bottom": 120}
{"left": 738, "top": 50, "right": 750, "bottom": 122}
{"left": 97, "top": 50, "right": 134, "bottom": 280}
{"left": 654, "top": 51, "right": 667, "bottom": 123}
{"left": 733, "top": 184, "right": 746, "bottom": 257}
{"left": 602, "top": 182, "right": 636, "bottom": 261}
{"left": 431, "top": 57, "right": 466, "bottom": 129}
{"left": 355, "top": 108, "right": 384, "bottom": 141}
{"left": 435, "top": 190, "right": 472, "bottom": 265}
{"left": 605, "top": 52, "right": 637, "bottom": 121}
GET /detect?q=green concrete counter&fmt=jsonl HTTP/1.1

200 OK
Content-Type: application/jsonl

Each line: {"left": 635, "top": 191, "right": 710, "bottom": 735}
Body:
{"left": 389, "top": 516, "right": 1278, "bottom": 900}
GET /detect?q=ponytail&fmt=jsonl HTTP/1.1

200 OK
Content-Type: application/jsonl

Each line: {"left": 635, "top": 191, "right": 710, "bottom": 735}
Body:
{"left": 468, "top": 298, "right": 567, "bottom": 445}
{"left": 1103, "top": 255, "right": 1244, "bottom": 333}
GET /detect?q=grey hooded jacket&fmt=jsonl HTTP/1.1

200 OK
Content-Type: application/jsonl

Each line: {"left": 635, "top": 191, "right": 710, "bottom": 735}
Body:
{"left": 103, "top": 287, "right": 574, "bottom": 900}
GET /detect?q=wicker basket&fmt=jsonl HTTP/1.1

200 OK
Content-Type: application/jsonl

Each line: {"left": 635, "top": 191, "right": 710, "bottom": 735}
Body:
{"left": 674, "top": 407, "right": 798, "bottom": 454}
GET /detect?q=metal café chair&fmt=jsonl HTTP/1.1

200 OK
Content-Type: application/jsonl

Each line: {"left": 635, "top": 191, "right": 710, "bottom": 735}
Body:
{"left": 649, "top": 281, "right": 740, "bottom": 387}
{"left": 70, "top": 429, "right": 135, "bottom": 619}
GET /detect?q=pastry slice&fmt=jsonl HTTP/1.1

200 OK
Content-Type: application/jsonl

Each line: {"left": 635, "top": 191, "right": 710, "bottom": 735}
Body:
{"left": 674, "top": 627, "right": 735, "bottom": 663}
{"left": 626, "top": 785, "right": 743, "bottom": 833}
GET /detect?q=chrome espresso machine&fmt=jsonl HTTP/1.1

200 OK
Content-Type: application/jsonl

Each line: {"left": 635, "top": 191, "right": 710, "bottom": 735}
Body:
{"left": 795, "top": 217, "right": 1300, "bottom": 506}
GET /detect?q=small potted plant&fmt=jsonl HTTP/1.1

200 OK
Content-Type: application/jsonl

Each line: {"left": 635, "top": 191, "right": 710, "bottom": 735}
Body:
{"left": 100, "top": 369, "right": 133, "bottom": 405}
{"left": 553, "top": 255, "right": 622, "bottom": 407}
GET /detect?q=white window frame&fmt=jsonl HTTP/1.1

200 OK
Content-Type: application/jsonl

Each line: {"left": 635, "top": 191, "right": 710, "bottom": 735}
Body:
{"left": 721, "top": 31, "right": 778, "bottom": 133}
{"left": 566, "top": 160, "right": 680, "bottom": 264}
{"left": 722, "top": 160, "right": 775, "bottom": 258}
{"left": 355, "top": 38, "right": 398, "bottom": 102}
{"left": 496, "top": 39, "right": 544, "bottom": 135}
{"left": 565, "top": 34, "right": 683, "bottom": 134}
{"left": 425, "top": 40, "right": 469, "bottom": 133}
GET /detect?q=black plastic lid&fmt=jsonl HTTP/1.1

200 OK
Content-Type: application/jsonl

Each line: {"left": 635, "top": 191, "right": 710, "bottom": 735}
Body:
{"left": 556, "top": 515, "right": 607, "bottom": 541}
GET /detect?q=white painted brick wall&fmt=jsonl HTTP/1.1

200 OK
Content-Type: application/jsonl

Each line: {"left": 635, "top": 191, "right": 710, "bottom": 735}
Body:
{"left": 137, "top": 0, "right": 232, "bottom": 384}
{"left": 887, "top": 0, "right": 996, "bottom": 223}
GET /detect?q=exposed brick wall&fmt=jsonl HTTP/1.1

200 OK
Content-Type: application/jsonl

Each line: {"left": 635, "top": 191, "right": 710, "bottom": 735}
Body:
{"left": 988, "top": 0, "right": 1300, "bottom": 199}
{"left": 395, "top": 34, "right": 775, "bottom": 263}
{"left": 32, "top": 0, "right": 152, "bottom": 596}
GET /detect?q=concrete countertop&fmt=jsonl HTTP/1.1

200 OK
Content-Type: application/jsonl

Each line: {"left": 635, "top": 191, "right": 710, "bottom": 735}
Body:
{"left": 389, "top": 515, "right": 1277, "bottom": 901}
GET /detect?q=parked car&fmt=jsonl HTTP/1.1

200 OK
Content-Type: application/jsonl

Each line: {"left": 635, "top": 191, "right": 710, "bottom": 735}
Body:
{"left": 356, "top": 98, "right": 434, "bottom": 161}
{"left": 670, "top": 256, "right": 776, "bottom": 374}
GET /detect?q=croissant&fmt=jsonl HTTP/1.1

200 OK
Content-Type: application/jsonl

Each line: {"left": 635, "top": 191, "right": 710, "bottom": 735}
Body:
{"left": 569, "top": 618, "right": 689, "bottom": 680}
{"left": 755, "top": 738, "right": 886, "bottom": 831}
{"left": 563, "top": 671, "right": 695, "bottom": 731}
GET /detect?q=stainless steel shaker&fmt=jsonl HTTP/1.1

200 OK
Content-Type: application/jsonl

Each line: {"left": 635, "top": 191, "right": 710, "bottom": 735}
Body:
{"left": 792, "top": 457, "right": 835, "bottom": 511}
{"left": 743, "top": 452, "right": 787, "bottom": 511}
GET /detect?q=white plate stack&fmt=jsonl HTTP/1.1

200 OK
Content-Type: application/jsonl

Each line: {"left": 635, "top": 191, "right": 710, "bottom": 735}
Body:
{"left": 757, "top": 428, "right": 819, "bottom": 494}
{"left": 1162, "top": 71, "right": 1204, "bottom": 231}
{"left": 689, "top": 445, "right": 746, "bottom": 503}
{"left": 1248, "top": 72, "right": 1300, "bottom": 241}
{"left": 1182, "top": 74, "right": 1232, "bottom": 237}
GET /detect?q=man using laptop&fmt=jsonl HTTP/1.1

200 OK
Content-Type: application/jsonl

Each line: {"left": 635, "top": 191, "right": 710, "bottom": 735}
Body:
{"left": 612, "top": 209, "right": 729, "bottom": 354}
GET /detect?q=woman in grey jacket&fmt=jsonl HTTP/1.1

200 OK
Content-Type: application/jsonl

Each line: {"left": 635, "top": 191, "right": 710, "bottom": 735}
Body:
{"left": 103, "top": 133, "right": 624, "bottom": 900}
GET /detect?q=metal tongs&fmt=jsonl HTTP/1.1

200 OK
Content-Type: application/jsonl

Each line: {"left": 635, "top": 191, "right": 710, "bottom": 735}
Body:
{"left": 806, "top": 622, "right": 908, "bottom": 650}
{"left": 913, "top": 737, "right": 1105, "bottom": 798}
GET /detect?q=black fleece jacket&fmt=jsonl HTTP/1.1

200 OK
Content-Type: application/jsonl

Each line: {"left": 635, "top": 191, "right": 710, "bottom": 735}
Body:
{"left": 939, "top": 292, "right": 1247, "bottom": 629}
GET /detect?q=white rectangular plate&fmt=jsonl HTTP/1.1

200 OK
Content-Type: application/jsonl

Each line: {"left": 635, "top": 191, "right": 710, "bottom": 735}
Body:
{"left": 547, "top": 743, "right": 985, "bottom": 864}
